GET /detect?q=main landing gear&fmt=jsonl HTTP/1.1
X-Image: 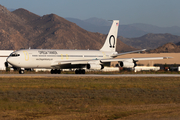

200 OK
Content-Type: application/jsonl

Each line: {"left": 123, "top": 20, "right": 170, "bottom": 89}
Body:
{"left": 51, "top": 69, "right": 61, "bottom": 74}
{"left": 75, "top": 69, "right": 85, "bottom": 74}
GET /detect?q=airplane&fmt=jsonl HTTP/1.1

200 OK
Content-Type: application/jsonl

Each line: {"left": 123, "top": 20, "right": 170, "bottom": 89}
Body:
{"left": 5, "top": 20, "right": 171, "bottom": 74}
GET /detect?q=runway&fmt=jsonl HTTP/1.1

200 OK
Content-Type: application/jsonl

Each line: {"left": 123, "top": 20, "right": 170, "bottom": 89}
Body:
{"left": 0, "top": 74, "right": 180, "bottom": 77}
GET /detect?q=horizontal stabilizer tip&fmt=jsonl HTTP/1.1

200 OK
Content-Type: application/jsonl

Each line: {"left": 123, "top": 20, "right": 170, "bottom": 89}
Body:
{"left": 163, "top": 57, "right": 173, "bottom": 59}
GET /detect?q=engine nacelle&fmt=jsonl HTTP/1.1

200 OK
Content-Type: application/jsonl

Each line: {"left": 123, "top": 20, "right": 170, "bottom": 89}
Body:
{"left": 120, "top": 61, "right": 136, "bottom": 68}
{"left": 87, "top": 64, "right": 104, "bottom": 70}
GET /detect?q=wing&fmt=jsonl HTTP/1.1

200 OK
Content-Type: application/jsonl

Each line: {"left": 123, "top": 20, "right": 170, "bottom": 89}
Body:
{"left": 51, "top": 59, "right": 90, "bottom": 69}
{"left": 101, "top": 57, "right": 172, "bottom": 68}
{"left": 101, "top": 57, "right": 172, "bottom": 62}
{"left": 51, "top": 57, "right": 172, "bottom": 69}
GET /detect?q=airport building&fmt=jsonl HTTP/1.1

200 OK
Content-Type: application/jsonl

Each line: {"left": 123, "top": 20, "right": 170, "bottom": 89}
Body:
{"left": 0, "top": 50, "right": 14, "bottom": 70}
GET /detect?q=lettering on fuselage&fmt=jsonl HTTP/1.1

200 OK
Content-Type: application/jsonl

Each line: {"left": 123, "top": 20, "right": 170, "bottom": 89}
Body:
{"left": 36, "top": 58, "right": 53, "bottom": 61}
{"left": 38, "top": 51, "right": 57, "bottom": 54}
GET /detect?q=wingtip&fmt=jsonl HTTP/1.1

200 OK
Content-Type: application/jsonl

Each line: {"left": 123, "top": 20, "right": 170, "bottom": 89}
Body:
{"left": 163, "top": 57, "right": 173, "bottom": 59}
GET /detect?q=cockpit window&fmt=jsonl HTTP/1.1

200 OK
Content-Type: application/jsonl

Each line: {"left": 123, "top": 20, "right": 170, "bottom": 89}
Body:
{"left": 10, "top": 53, "right": 20, "bottom": 57}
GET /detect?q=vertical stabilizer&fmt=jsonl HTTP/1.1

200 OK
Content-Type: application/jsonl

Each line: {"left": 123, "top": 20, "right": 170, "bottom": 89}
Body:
{"left": 100, "top": 20, "right": 119, "bottom": 52}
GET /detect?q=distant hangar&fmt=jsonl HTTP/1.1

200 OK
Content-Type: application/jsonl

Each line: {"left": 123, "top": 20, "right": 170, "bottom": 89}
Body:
{"left": 0, "top": 50, "right": 14, "bottom": 70}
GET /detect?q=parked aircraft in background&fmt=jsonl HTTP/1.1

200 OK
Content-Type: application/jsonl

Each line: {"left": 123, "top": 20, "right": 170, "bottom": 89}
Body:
{"left": 5, "top": 20, "right": 170, "bottom": 74}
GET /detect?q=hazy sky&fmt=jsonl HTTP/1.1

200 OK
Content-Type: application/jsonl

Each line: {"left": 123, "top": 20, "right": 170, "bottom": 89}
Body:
{"left": 1, "top": 0, "right": 180, "bottom": 27}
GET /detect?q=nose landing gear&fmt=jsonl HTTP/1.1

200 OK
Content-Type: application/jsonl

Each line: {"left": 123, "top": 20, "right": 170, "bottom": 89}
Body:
{"left": 19, "top": 69, "right": 24, "bottom": 74}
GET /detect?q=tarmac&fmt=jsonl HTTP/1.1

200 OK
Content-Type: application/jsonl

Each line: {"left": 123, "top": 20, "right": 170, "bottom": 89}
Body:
{"left": 0, "top": 74, "right": 180, "bottom": 77}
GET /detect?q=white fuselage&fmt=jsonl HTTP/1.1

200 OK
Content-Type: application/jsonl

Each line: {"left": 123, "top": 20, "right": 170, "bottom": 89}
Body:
{"left": 7, "top": 49, "right": 114, "bottom": 69}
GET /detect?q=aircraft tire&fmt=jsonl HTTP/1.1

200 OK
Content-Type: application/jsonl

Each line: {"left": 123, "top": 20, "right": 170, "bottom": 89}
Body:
{"left": 57, "top": 70, "right": 61, "bottom": 74}
{"left": 51, "top": 69, "right": 55, "bottom": 74}
{"left": 51, "top": 69, "right": 61, "bottom": 74}
{"left": 75, "top": 70, "right": 79, "bottom": 74}
{"left": 19, "top": 70, "right": 24, "bottom": 74}
{"left": 75, "top": 69, "right": 85, "bottom": 74}
{"left": 82, "top": 69, "right": 85, "bottom": 74}
{"left": 79, "top": 70, "right": 82, "bottom": 74}
{"left": 55, "top": 69, "right": 58, "bottom": 74}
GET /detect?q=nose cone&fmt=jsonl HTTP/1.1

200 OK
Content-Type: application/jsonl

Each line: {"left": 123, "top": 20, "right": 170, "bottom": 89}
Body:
{"left": 6, "top": 57, "right": 12, "bottom": 64}
{"left": 6, "top": 57, "right": 11, "bottom": 64}
{"left": 6, "top": 57, "right": 17, "bottom": 67}
{"left": 5, "top": 57, "right": 13, "bottom": 68}
{"left": 6, "top": 52, "right": 22, "bottom": 67}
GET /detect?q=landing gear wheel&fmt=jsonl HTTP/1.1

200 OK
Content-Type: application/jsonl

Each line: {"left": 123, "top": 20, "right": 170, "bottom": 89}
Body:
{"left": 75, "top": 69, "right": 85, "bottom": 74}
{"left": 75, "top": 70, "right": 79, "bottom": 74}
{"left": 19, "top": 69, "right": 24, "bottom": 74}
{"left": 57, "top": 70, "right": 61, "bottom": 74}
{"left": 51, "top": 69, "right": 61, "bottom": 74}
{"left": 51, "top": 69, "right": 54, "bottom": 74}
{"left": 82, "top": 69, "right": 85, "bottom": 74}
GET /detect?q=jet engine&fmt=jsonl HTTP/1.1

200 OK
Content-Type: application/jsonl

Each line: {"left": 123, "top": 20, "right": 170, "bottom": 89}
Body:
{"left": 87, "top": 64, "right": 104, "bottom": 70}
{"left": 119, "top": 59, "right": 137, "bottom": 68}
{"left": 120, "top": 62, "right": 136, "bottom": 68}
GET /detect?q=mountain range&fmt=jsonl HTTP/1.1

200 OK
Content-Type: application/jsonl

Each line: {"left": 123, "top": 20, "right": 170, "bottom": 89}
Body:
{"left": 73, "top": 18, "right": 180, "bottom": 51}
{"left": 119, "top": 33, "right": 180, "bottom": 49}
{"left": 0, "top": 5, "right": 135, "bottom": 52}
{"left": 8, "top": 8, "right": 180, "bottom": 38}
{"left": 148, "top": 42, "right": 180, "bottom": 53}
{"left": 67, "top": 17, "right": 180, "bottom": 38}
{"left": 2, "top": 5, "right": 180, "bottom": 53}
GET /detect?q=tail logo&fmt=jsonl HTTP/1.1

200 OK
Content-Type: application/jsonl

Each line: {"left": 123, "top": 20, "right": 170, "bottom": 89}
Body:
{"left": 109, "top": 35, "right": 115, "bottom": 48}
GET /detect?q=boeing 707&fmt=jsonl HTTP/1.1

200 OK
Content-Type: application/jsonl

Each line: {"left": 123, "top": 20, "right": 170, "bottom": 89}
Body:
{"left": 5, "top": 20, "right": 170, "bottom": 74}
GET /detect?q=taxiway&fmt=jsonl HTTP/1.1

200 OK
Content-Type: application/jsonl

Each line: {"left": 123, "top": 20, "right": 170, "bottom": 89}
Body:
{"left": 0, "top": 74, "right": 180, "bottom": 77}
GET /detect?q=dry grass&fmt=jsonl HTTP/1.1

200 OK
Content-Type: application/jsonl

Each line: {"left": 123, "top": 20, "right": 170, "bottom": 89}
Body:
{"left": 0, "top": 77, "right": 180, "bottom": 119}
